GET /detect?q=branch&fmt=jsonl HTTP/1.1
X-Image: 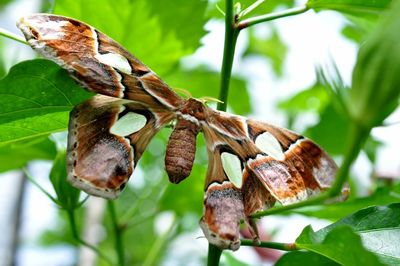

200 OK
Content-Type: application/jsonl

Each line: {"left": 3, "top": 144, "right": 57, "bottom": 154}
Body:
{"left": 67, "top": 209, "right": 114, "bottom": 265}
{"left": 108, "top": 201, "right": 125, "bottom": 266}
{"left": 0, "top": 27, "right": 27, "bottom": 44}
{"left": 238, "top": 6, "right": 309, "bottom": 30}
{"left": 240, "top": 239, "right": 298, "bottom": 251}
{"left": 217, "top": 0, "right": 239, "bottom": 112}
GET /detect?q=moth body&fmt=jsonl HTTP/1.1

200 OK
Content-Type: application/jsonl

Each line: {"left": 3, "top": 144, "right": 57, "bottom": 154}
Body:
{"left": 165, "top": 98, "right": 203, "bottom": 183}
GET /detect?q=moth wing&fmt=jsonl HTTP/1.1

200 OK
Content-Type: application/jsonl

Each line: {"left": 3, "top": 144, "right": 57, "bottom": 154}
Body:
{"left": 67, "top": 95, "right": 175, "bottom": 199}
{"left": 202, "top": 109, "right": 339, "bottom": 212}
{"left": 17, "top": 14, "right": 184, "bottom": 109}
{"left": 245, "top": 119, "right": 339, "bottom": 206}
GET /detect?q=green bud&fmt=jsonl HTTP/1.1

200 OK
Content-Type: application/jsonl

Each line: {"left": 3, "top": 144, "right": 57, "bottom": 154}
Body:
{"left": 350, "top": 1, "right": 400, "bottom": 128}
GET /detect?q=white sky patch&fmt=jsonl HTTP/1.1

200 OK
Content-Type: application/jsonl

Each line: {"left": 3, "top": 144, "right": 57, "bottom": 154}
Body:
{"left": 255, "top": 131, "right": 285, "bottom": 160}
{"left": 95, "top": 52, "right": 132, "bottom": 74}
{"left": 221, "top": 152, "right": 243, "bottom": 188}
{"left": 110, "top": 112, "right": 146, "bottom": 137}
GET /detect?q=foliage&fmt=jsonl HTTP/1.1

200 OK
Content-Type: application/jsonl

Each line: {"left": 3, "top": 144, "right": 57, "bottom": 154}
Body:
{"left": 0, "top": 0, "right": 399, "bottom": 265}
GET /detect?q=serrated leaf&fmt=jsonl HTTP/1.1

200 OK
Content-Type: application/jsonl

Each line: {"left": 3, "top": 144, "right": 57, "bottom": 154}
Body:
{"left": 276, "top": 250, "right": 339, "bottom": 266}
{"left": 0, "top": 136, "right": 57, "bottom": 173}
{"left": 54, "top": 0, "right": 207, "bottom": 75}
{"left": 0, "top": 59, "right": 93, "bottom": 145}
{"left": 307, "top": 0, "right": 392, "bottom": 15}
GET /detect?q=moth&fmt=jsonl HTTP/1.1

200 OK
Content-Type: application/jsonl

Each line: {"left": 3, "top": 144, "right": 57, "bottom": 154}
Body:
{"left": 18, "top": 14, "right": 344, "bottom": 251}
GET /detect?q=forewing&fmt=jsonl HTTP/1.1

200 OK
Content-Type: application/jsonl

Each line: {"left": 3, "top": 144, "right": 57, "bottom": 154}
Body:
{"left": 17, "top": 14, "right": 184, "bottom": 109}
{"left": 67, "top": 95, "right": 175, "bottom": 199}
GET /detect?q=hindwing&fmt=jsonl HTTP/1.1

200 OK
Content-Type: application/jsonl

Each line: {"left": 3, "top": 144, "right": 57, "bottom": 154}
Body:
{"left": 67, "top": 95, "right": 175, "bottom": 199}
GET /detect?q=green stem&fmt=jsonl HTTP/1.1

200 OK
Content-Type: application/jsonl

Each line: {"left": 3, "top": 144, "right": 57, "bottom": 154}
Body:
{"left": 240, "top": 239, "right": 298, "bottom": 251}
{"left": 207, "top": 244, "right": 223, "bottom": 266}
{"left": 143, "top": 215, "right": 176, "bottom": 266}
{"left": 0, "top": 27, "right": 27, "bottom": 44}
{"left": 251, "top": 123, "right": 370, "bottom": 218}
{"left": 217, "top": 0, "right": 239, "bottom": 112}
{"left": 239, "top": 0, "right": 266, "bottom": 17}
{"left": 108, "top": 201, "right": 125, "bottom": 266}
{"left": 66, "top": 209, "right": 113, "bottom": 265}
{"left": 24, "top": 169, "right": 59, "bottom": 205}
{"left": 238, "top": 5, "right": 309, "bottom": 30}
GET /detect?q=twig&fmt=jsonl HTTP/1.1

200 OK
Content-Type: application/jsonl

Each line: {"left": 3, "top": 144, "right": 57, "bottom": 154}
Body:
{"left": 240, "top": 239, "right": 298, "bottom": 251}
{"left": 108, "top": 201, "right": 125, "bottom": 266}
{"left": 0, "top": 27, "right": 27, "bottom": 44}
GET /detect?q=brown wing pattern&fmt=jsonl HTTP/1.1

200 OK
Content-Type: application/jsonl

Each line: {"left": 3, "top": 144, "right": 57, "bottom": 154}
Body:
{"left": 67, "top": 95, "right": 175, "bottom": 199}
{"left": 203, "top": 109, "right": 338, "bottom": 210}
{"left": 17, "top": 14, "right": 184, "bottom": 109}
{"left": 199, "top": 108, "right": 339, "bottom": 249}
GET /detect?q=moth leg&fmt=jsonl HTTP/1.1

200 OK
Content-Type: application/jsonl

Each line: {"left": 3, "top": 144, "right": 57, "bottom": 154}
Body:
{"left": 246, "top": 218, "right": 261, "bottom": 245}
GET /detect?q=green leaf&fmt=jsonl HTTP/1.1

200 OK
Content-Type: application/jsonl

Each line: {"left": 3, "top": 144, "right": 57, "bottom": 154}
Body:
{"left": 296, "top": 225, "right": 384, "bottom": 266}
{"left": 305, "top": 103, "right": 350, "bottom": 156}
{"left": 349, "top": 0, "right": 400, "bottom": 128}
{"left": 297, "top": 204, "right": 400, "bottom": 265}
{"left": 147, "top": 0, "right": 208, "bottom": 50}
{"left": 0, "top": 59, "right": 93, "bottom": 145}
{"left": 49, "top": 149, "right": 81, "bottom": 210}
{"left": 164, "top": 67, "right": 251, "bottom": 114}
{"left": 0, "top": 136, "right": 57, "bottom": 173}
{"left": 276, "top": 250, "right": 339, "bottom": 266}
{"left": 307, "top": 0, "right": 392, "bottom": 15}
{"left": 54, "top": 0, "right": 207, "bottom": 75}
{"left": 221, "top": 252, "right": 251, "bottom": 266}
{"left": 278, "top": 82, "right": 330, "bottom": 114}
{"left": 293, "top": 183, "right": 400, "bottom": 220}
{"left": 244, "top": 27, "right": 288, "bottom": 77}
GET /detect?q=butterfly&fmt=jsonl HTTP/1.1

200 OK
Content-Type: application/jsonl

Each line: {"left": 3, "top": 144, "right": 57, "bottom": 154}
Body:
{"left": 17, "top": 14, "right": 342, "bottom": 250}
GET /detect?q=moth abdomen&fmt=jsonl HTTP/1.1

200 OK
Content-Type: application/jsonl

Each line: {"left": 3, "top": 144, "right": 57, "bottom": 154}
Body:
{"left": 165, "top": 118, "right": 200, "bottom": 184}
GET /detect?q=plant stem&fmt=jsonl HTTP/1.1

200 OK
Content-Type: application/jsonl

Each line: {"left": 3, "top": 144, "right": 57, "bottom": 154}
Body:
{"left": 108, "top": 201, "right": 125, "bottom": 266}
{"left": 0, "top": 27, "right": 27, "bottom": 44}
{"left": 207, "top": 244, "right": 223, "bottom": 266}
{"left": 238, "top": 5, "right": 309, "bottom": 30}
{"left": 217, "top": 0, "right": 239, "bottom": 112}
{"left": 239, "top": 0, "right": 266, "bottom": 17}
{"left": 251, "top": 123, "right": 370, "bottom": 218}
{"left": 67, "top": 209, "right": 113, "bottom": 265}
{"left": 143, "top": 215, "right": 176, "bottom": 266}
{"left": 240, "top": 239, "right": 298, "bottom": 251}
